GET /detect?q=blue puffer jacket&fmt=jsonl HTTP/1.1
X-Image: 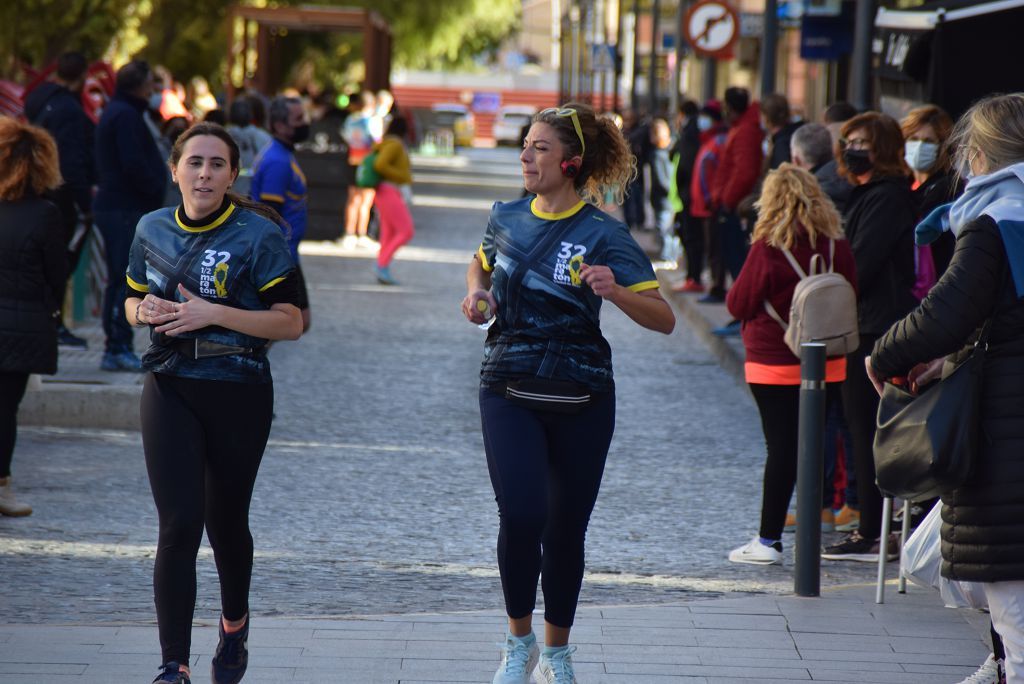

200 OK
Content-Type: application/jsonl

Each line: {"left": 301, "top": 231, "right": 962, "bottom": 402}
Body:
{"left": 93, "top": 91, "right": 167, "bottom": 214}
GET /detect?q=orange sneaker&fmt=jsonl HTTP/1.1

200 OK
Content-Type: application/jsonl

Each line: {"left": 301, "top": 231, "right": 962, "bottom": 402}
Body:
{"left": 784, "top": 508, "right": 835, "bottom": 533}
{"left": 672, "top": 278, "right": 705, "bottom": 293}
{"left": 833, "top": 504, "right": 860, "bottom": 532}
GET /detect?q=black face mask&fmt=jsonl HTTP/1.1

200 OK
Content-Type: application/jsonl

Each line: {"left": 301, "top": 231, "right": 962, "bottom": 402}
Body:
{"left": 843, "top": 149, "right": 873, "bottom": 176}
{"left": 291, "top": 124, "right": 310, "bottom": 144}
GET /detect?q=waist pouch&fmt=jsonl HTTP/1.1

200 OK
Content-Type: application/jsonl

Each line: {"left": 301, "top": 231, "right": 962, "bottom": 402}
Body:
{"left": 503, "top": 378, "right": 591, "bottom": 414}
{"left": 169, "top": 338, "right": 263, "bottom": 360}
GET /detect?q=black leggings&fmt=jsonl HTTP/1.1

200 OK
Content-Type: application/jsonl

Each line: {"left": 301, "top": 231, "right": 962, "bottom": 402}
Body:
{"left": 141, "top": 372, "right": 273, "bottom": 664}
{"left": 750, "top": 382, "right": 841, "bottom": 542}
{"left": 479, "top": 386, "right": 615, "bottom": 628}
{"left": 0, "top": 372, "right": 30, "bottom": 478}
{"left": 842, "top": 335, "right": 884, "bottom": 540}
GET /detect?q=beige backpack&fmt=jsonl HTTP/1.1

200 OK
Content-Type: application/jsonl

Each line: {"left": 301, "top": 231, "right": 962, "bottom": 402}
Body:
{"left": 764, "top": 239, "right": 859, "bottom": 357}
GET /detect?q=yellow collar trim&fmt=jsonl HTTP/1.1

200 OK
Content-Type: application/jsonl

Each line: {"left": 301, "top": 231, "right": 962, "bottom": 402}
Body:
{"left": 530, "top": 198, "right": 585, "bottom": 220}
{"left": 175, "top": 202, "right": 236, "bottom": 233}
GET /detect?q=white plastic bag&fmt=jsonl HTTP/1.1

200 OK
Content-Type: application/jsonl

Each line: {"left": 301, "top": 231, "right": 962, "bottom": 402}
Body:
{"left": 901, "top": 504, "right": 988, "bottom": 609}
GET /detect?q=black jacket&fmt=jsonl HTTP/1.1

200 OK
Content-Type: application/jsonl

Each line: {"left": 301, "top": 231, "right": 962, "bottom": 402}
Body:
{"left": 768, "top": 121, "right": 803, "bottom": 170}
{"left": 871, "top": 216, "right": 1024, "bottom": 583}
{"left": 672, "top": 118, "right": 700, "bottom": 207}
{"left": 913, "top": 171, "right": 963, "bottom": 277}
{"left": 0, "top": 197, "right": 66, "bottom": 374}
{"left": 843, "top": 175, "right": 918, "bottom": 335}
{"left": 23, "top": 82, "right": 95, "bottom": 216}
{"left": 94, "top": 91, "right": 167, "bottom": 214}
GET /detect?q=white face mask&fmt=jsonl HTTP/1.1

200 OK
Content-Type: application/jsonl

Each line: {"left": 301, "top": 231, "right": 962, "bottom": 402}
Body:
{"left": 149, "top": 92, "right": 163, "bottom": 110}
{"left": 697, "top": 115, "right": 713, "bottom": 132}
{"left": 762, "top": 137, "right": 771, "bottom": 157}
{"left": 905, "top": 140, "right": 939, "bottom": 172}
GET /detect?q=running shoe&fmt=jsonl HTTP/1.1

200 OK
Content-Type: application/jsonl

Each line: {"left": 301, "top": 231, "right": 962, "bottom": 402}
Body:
{"left": 833, "top": 504, "right": 860, "bottom": 532}
{"left": 492, "top": 633, "right": 539, "bottom": 684}
{"left": 956, "top": 654, "right": 1003, "bottom": 684}
{"left": 821, "top": 531, "right": 898, "bottom": 562}
{"left": 152, "top": 662, "right": 191, "bottom": 684}
{"left": 697, "top": 292, "right": 725, "bottom": 304}
{"left": 784, "top": 508, "right": 835, "bottom": 533}
{"left": 728, "top": 536, "right": 783, "bottom": 565}
{"left": 211, "top": 616, "right": 248, "bottom": 684}
{"left": 537, "top": 645, "right": 578, "bottom": 684}
{"left": 374, "top": 265, "right": 399, "bottom": 286}
{"left": 712, "top": 320, "right": 741, "bottom": 337}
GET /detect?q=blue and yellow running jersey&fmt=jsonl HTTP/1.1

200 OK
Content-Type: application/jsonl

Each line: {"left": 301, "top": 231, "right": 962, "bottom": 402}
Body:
{"left": 126, "top": 200, "right": 296, "bottom": 383}
{"left": 250, "top": 138, "right": 307, "bottom": 259}
{"left": 477, "top": 197, "right": 659, "bottom": 392}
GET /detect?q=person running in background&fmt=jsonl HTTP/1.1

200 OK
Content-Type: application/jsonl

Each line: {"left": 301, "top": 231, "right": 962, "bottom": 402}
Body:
{"left": 0, "top": 118, "right": 66, "bottom": 518}
{"left": 462, "top": 103, "right": 675, "bottom": 684}
{"left": 370, "top": 117, "right": 415, "bottom": 285}
{"left": 23, "top": 50, "right": 95, "bottom": 351}
{"left": 93, "top": 59, "right": 168, "bottom": 372}
{"left": 126, "top": 122, "right": 302, "bottom": 684}
{"left": 251, "top": 96, "right": 312, "bottom": 332}
{"left": 341, "top": 91, "right": 378, "bottom": 248}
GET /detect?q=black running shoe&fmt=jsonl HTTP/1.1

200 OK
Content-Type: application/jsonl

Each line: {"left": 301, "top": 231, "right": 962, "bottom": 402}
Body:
{"left": 211, "top": 617, "right": 248, "bottom": 684}
{"left": 821, "top": 530, "right": 896, "bottom": 562}
{"left": 152, "top": 661, "right": 191, "bottom": 683}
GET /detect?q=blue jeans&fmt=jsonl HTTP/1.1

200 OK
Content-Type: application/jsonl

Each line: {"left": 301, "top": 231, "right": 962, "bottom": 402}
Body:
{"left": 824, "top": 395, "right": 857, "bottom": 508}
{"left": 94, "top": 210, "right": 142, "bottom": 353}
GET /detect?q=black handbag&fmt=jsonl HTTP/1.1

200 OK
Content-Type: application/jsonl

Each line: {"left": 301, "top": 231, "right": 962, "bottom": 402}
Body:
{"left": 873, "top": 319, "right": 992, "bottom": 502}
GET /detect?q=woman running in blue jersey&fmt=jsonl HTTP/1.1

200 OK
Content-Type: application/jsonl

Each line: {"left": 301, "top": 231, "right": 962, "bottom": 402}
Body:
{"left": 461, "top": 103, "right": 676, "bottom": 684}
{"left": 126, "top": 123, "right": 303, "bottom": 684}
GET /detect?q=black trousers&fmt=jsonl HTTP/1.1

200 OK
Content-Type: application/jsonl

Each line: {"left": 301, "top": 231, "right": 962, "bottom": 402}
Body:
{"left": 0, "top": 372, "right": 30, "bottom": 478}
{"left": 479, "top": 386, "right": 615, "bottom": 628}
{"left": 842, "top": 334, "right": 885, "bottom": 540}
{"left": 141, "top": 372, "right": 273, "bottom": 664}
{"left": 750, "top": 382, "right": 841, "bottom": 541}
{"left": 677, "top": 209, "right": 704, "bottom": 282}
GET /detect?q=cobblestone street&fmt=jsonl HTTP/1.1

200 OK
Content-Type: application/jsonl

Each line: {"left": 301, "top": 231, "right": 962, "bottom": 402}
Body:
{"left": 2, "top": 149, "right": 884, "bottom": 626}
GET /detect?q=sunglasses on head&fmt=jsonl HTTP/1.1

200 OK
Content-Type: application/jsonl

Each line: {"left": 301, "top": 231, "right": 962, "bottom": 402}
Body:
{"left": 539, "top": 107, "right": 586, "bottom": 157}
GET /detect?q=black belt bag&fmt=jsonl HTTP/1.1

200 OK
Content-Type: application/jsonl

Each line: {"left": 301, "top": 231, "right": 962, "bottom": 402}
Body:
{"left": 503, "top": 378, "right": 592, "bottom": 414}
{"left": 170, "top": 338, "right": 262, "bottom": 360}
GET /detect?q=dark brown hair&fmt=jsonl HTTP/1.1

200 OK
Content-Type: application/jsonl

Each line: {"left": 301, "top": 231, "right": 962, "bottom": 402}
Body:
{"left": 901, "top": 104, "right": 955, "bottom": 174}
{"left": 169, "top": 122, "right": 285, "bottom": 227}
{"left": 0, "top": 118, "right": 62, "bottom": 201}
{"left": 532, "top": 102, "right": 636, "bottom": 205}
{"left": 836, "top": 112, "right": 909, "bottom": 183}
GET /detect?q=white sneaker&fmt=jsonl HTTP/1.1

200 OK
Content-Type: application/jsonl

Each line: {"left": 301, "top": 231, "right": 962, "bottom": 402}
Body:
{"left": 0, "top": 476, "right": 31, "bottom": 517}
{"left": 339, "top": 235, "right": 357, "bottom": 249}
{"left": 728, "top": 536, "right": 782, "bottom": 565}
{"left": 537, "top": 645, "right": 578, "bottom": 684}
{"left": 492, "top": 633, "right": 539, "bottom": 684}
{"left": 957, "top": 654, "right": 1002, "bottom": 684}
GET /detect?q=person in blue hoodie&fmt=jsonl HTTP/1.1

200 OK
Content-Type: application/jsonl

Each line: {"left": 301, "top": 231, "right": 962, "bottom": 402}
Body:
{"left": 93, "top": 60, "right": 168, "bottom": 371}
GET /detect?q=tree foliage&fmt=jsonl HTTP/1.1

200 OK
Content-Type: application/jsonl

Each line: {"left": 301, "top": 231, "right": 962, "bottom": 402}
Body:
{"left": 0, "top": 0, "right": 137, "bottom": 78}
{"left": 3, "top": 0, "right": 521, "bottom": 87}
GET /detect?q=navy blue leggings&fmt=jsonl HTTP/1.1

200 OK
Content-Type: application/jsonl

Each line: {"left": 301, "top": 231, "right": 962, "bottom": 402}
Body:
{"left": 479, "top": 386, "right": 615, "bottom": 628}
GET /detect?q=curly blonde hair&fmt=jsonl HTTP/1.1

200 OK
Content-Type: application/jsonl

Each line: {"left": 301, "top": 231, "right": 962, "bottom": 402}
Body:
{"left": 752, "top": 163, "right": 843, "bottom": 249}
{"left": 533, "top": 102, "right": 637, "bottom": 206}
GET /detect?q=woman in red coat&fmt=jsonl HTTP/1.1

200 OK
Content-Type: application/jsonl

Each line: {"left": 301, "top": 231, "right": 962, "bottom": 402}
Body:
{"left": 725, "top": 163, "right": 857, "bottom": 565}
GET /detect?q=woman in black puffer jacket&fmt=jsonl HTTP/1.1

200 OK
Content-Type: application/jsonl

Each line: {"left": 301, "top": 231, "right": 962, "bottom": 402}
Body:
{"left": 0, "top": 118, "right": 67, "bottom": 517}
{"left": 868, "top": 93, "right": 1024, "bottom": 683}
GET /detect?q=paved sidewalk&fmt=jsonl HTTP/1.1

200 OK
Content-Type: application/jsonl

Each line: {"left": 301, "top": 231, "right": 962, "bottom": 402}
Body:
{"left": 0, "top": 584, "right": 991, "bottom": 683}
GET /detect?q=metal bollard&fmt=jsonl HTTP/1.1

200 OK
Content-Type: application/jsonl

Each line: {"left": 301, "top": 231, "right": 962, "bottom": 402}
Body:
{"left": 795, "top": 343, "right": 827, "bottom": 597}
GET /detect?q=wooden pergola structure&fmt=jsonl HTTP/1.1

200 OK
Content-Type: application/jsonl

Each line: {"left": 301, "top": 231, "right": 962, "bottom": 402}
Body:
{"left": 226, "top": 5, "right": 391, "bottom": 98}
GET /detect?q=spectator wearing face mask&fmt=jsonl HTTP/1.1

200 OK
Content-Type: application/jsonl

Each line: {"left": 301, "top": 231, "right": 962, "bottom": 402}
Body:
{"left": 901, "top": 105, "right": 963, "bottom": 277}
